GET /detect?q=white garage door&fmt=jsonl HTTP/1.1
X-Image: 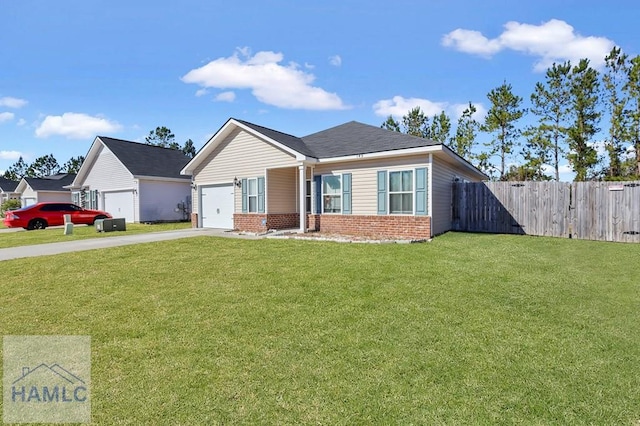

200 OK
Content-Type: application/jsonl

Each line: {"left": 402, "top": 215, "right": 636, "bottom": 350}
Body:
{"left": 103, "top": 190, "right": 135, "bottom": 223}
{"left": 22, "top": 198, "right": 36, "bottom": 207}
{"left": 201, "top": 185, "right": 234, "bottom": 229}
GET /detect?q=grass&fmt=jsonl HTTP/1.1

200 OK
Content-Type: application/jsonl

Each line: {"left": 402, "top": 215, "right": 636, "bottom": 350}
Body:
{"left": 0, "top": 221, "right": 191, "bottom": 249}
{"left": 1, "top": 232, "right": 639, "bottom": 424}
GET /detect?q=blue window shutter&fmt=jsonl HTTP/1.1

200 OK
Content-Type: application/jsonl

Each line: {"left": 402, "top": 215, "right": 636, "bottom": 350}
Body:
{"left": 377, "top": 171, "right": 387, "bottom": 215}
{"left": 342, "top": 173, "right": 352, "bottom": 214}
{"left": 72, "top": 192, "right": 80, "bottom": 206}
{"left": 241, "top": 178, "right": 248, "bottom": 213}
{"left": 314, "top": 175, "right": 322, "bottom": 214}
{"left": 257, "top": 176, "right": 265, "bottom": 213}
{"left": 415, "top": 167, "right": 427, "bottom": 215}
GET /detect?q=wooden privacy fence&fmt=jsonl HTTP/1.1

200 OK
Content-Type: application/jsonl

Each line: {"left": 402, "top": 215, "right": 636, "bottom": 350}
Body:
{"left": 452, "top": 181, "right": 640, "bottom": 243}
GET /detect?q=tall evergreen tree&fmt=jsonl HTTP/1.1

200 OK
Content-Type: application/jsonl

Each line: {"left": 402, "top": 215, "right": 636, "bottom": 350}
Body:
{"left": 450, "top": 102, "right": 478, "bottom": 162}
{"left": 146, "top": 126, "right": 177, "bottom": 149}
{"left": 182, "top": 139, "right": 196, "bottom": 158}
{"left": 381, "top": 115, "right": 401, "bottom": 132}
{"left": 520, "top": 128, "right": 552, "bottom": 180}
{"left": 63, "top": 156, "right": 85, "bottom": 174}
{"left": 530, "top": 62, "right": 572, "bottom": 181}
{"left": 3, "top": 156, "right": 29, "bottom": 180}
{"left": 427, "top": 111, "right": 451, "bottom": 143}
{"left": 401, "top": 107, "right": 428, "bottom": 138}
{"left": 27, "top": 154, "right": 61, "bottom": 178}
{"left": 603, "top": 47, "right": 629, "bottom": 178}
{"left": 567, "top": 59, "right": 601, "bottom": 181}
{"left": 481, "top": 82, "right": 525, "bottom": 180}
{"left": 625, "top": 55, "right": 640, "bottom": 176}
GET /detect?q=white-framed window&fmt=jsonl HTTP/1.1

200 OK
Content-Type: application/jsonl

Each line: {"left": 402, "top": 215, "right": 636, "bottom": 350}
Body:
{"left": 322, "top": 175, "right": 341, "bottom": 213}
{"left": 306, "top": 180, "right": 311, "bottom": 213}
{"left": 247, "top": 178, "right": 258, "bottom": 213}
{"left": 389, "top": 170, "right": 413, "bottom": 214}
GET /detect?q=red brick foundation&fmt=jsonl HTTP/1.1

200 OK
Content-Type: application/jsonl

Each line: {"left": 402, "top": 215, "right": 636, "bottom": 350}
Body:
{"left": 191, "top": 213, "right": 198, "bottom": 228}
{"left": 308, "top": 214, "right": 431, "bottom": 239}
{"left": 234, "top": 213, "right": 304, "bottom": 232}
{"left": 234, "top": 214, "right": 267, "bottom": 232}
{"left": 234, "top": 213, "right": 431, "bottom": 239}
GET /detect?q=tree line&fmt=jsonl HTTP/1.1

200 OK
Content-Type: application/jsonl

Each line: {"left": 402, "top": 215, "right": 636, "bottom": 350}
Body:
{"left": 2, "top": 126, "right": 196, "bottom": 181}
{"left": 382, "top": 47, "right": 640, "bottom": 182}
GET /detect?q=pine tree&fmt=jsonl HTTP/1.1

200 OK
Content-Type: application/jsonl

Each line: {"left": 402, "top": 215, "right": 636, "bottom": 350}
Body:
{"left": 624, "top": 55, "right": 640, "bottom": 176}
{"left": 530, "top": 62, "right": 572, "bottom": 181}
{"left": 567, "top": 59, "right": 601, "bottom": 181}
{"left": 603, "top": 47, "right": 629, "bottom": 178}
{"left": 450, "top": 102, "right": 478, "bottom": 162}
{"left": 481, "top": 82, "right": 525, "bottom": 180}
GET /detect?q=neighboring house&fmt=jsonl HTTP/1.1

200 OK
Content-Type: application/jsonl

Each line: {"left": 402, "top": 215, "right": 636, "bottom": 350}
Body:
{"left": 67, "top": 137, "right": 192, "bottom": 223}
{"left": 181, "top": 118, "right": 487, "bottom": 239}
{"left": 0, "top": 177, "right": 20, "bottom": 204}
{"left": 15, "top": 174, "right": 75, "bottom": 207}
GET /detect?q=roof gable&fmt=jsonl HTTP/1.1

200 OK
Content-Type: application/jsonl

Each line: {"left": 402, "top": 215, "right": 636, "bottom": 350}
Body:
{"left": 22, "top": 174, "right": 76, "bottom": 191}
{"left": 236, "top": 120, "right": 315, "bottom": 157}
{"left": 98, "top": 137, "right": 191, "bottom": 179}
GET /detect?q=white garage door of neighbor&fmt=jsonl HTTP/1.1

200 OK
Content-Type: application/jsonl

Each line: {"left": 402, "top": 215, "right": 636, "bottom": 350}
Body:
{"left": 103, "top": 190, "right": 135, "bottom": 223}
{"left": 201, "top": 185, "right": 234, "bottom": 229}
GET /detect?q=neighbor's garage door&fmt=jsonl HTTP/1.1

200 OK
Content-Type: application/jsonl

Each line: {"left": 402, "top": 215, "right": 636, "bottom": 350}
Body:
{"left": 103, "top": 190, "right": 135, "bottom": 223}
{"left": 201, "top": 184, "right": 234, "bottom": 228}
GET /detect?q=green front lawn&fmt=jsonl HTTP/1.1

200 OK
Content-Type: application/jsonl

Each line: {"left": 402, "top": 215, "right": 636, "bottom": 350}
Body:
{"left": 1, "top": 233, "right": 639, "bottom": 424}
{"left": 0, "top": 222, "right": 191, "bottom": 249}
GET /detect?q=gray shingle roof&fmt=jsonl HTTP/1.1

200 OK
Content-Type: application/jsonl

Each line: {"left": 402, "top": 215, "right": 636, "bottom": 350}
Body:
{"left": 235, "top": 119, "right": 439, "bottom": 159}
{"left": 24, "top": 174, "right": 76, "bottom": 191}
{"left": 302, "top": 121, "right": 439, "bottom": 157}
{"left": 99, "top": 137, "right": 191, "bottom": 179}
{"left": 0, "top": 177, "right": 19, "bottom": 192}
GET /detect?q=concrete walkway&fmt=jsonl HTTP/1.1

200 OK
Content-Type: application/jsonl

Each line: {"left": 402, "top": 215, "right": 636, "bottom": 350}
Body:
{"left": 0, "top": 228, "right": 259, "bottom": 261}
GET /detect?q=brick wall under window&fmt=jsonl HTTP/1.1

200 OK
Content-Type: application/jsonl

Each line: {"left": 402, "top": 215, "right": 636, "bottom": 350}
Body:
{"left": 234, "top": 213, "right": 430, "bottom": 239}
{"left": 308, "top": 214, "right": 431, "bottom": 240}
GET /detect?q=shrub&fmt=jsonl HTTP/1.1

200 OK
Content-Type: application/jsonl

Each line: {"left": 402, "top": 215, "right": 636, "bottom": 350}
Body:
{"left": 1, "top": 199, "right": 21, "bottom": 217}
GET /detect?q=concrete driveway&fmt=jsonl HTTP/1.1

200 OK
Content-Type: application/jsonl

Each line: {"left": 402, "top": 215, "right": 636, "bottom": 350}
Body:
{"left": 0, "top": 228, "right": 259, "bottom": 261}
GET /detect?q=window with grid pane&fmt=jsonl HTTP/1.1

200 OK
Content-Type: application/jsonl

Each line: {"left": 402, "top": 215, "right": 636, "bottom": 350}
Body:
{"left": 322, "top": 175, "right": 341, "bottom": 213}
{"left": 247, "top": 178, "right": 258, "bottom": 212}
{"left": 389, "top": 170, "right": 413, "bottom": 214}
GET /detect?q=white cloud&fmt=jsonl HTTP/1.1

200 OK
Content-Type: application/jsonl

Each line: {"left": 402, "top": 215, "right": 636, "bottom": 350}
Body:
{"left": 16, "top": 118, "right": 26, "bottom": 126}
{"left": 195, "top": 88, "right": 209, "bottom": 97}
{"left": 214, "top": 91, "right": 236, "bottom": 102}
{"left": 0, "top": 112, "right": 15, "bottom": 123}
{"left": 0, "top": 97, "right": 28, "bottom": 108}
{"left": 442, "top": 19, "right": 615, "bottom": 71}
{"left": 181, "top": 48, "right": 348, "bottom": 110}
{"left": 329, "top": 55, "right": 342, "bottom": 67}
{"left": 373, "top": 96, "right": 486, "bottom": 120}
{"left": 35, "top": 113, "right": 122, "bottom": 139}
{"left": 0, "top": 150, "right": 22, "bottom": 160}
{"left": 588, "top": 139, "right": 608, "bottom": 157}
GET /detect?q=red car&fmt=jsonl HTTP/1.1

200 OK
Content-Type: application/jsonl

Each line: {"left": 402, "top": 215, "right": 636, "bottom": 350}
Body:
{"left": 3, "top": 202, "right": 112, "bottom": 230}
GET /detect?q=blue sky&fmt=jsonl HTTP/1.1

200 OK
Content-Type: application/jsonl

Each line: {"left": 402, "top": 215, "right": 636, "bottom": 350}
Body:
{"left": 1, "top": 0, "right": 638, "bottom": 181}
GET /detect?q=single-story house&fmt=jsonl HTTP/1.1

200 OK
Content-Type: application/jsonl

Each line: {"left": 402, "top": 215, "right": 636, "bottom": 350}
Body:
{"left": 181, "top": 118, "right": 487, "bottom": 239}
{"left": 15, "top": 174, "right": 75, "bottom": 207}
{"left": 0, "top": 177, "right": 20, "bottom": 204}
{"left": 67, "top": 137, "right": 192, "bottom": 223}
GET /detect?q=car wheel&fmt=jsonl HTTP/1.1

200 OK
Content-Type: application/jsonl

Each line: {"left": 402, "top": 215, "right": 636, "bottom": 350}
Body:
{"left": 28, "top": 219, "right": 47, "bottom": 230}
{"left": 92, "top": 215, "right": 108, "bottom": 225}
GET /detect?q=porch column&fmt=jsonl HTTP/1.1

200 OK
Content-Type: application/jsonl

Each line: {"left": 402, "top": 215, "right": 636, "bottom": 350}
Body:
{"left": 309, "top": 165, "right": 315, "bottom": 215}
{"left": 299, "top": 165, "right": 306, "bottom": 233}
